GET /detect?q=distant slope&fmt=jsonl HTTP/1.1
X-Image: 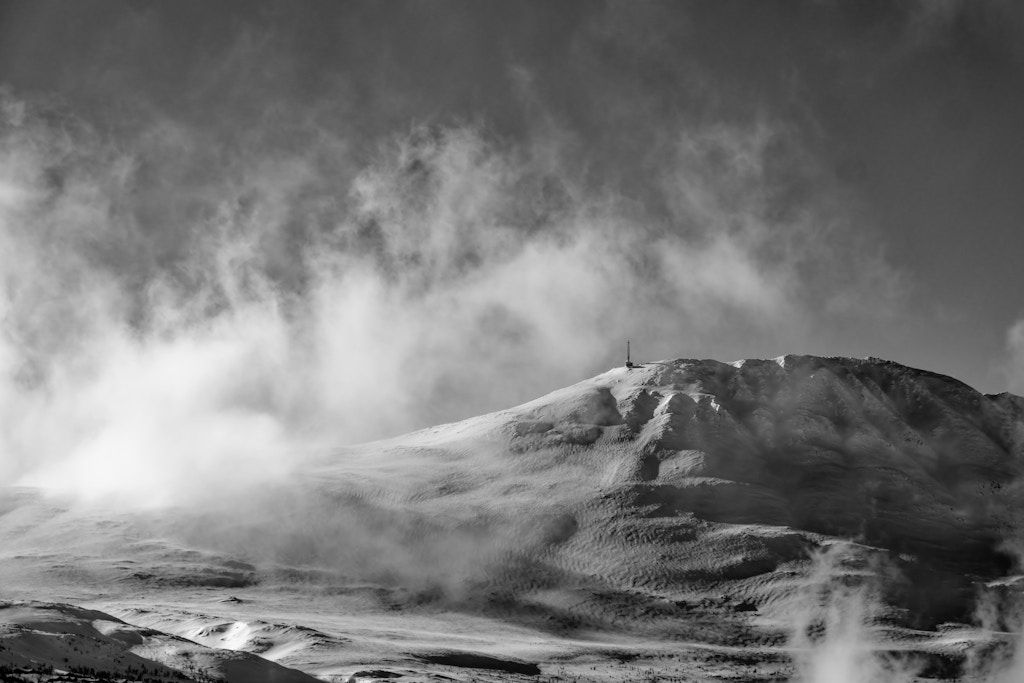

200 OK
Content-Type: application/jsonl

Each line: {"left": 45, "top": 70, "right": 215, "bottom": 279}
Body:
{"left": 0, "top": 601, "right": 320, "bottom": 682}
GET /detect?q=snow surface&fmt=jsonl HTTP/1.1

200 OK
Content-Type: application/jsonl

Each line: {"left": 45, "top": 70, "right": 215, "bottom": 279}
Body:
{"left": 2, "top": 355, "right": 1024, "bottom": 681}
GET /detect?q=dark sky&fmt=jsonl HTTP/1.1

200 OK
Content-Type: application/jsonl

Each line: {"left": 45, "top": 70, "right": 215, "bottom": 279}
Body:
{"left": 2, "top": 0, "right": 1024, "bottom": 395}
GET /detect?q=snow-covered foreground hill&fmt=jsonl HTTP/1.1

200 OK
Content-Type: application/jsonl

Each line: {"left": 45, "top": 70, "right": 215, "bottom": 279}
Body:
{"left": 3, "top": 355, "right": 1024, "bottom": 681}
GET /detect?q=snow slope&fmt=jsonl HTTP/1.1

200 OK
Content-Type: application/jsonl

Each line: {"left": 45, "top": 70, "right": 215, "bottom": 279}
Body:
{"left": 0, "top": 601, "right": 319, "bottom": 682}
{"left": 2, "top": 355, "right": 1023, "bottom": 681}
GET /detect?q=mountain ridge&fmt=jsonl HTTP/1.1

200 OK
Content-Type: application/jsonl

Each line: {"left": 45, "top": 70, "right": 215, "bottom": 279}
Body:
{"left": 3, "top": 353, "right": 1024, "bottom": 680}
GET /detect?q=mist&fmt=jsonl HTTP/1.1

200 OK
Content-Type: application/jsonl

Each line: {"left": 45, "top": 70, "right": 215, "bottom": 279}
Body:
{"left": 778, "top": 544, "right": 1024, "bottom": 683}
{"left": 782, "top": 545, "right": 919, "bottom": 683}
{"left": 1005, "top": 319, "right": 1024, "bottom": 394}
{"left": 0, "top": 84, "right": 905, "bottom": 507}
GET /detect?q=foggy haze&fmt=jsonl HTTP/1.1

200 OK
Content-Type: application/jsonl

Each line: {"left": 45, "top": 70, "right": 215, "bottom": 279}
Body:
{"left": 0, "top": 89, "right": 903, "bottom": 502}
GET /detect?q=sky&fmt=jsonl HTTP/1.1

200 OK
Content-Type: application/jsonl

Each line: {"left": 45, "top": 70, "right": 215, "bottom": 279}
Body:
{"left": 1, "top": 0, "right": 1024, "bottom": 495}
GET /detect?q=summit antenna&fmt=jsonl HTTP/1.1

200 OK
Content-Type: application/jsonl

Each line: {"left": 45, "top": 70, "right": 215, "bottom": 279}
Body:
{"left": 626, "top": 339, "right": 634, "bottom": 369}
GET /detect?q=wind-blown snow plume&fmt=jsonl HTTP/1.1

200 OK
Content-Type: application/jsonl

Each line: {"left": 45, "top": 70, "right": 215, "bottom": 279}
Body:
{"left": 1005, "top": 319, "right": 1024, "bottom": 395}
{"left": 781, "top": 545, "right": 920, "bottom": 683}
{"left": 0, "top": 87, "right": 901, "bottom": 506}
{"left": 781, "top": 543, "right": 1024, "bottom": 683}
{"left": 964, "top": 585, "right": 1024, "bottom": 683}
{"left": 964, "top": 475, "right": 1024, "bottom": 682}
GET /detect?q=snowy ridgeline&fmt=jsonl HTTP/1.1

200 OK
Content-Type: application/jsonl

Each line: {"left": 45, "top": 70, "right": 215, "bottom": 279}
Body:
{"left": 2, "top": 354, "right": 1024, "bottom": 681}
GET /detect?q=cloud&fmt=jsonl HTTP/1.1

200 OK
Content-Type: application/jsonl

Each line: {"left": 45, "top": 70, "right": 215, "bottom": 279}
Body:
{"left": 1006, "top": 319, "right": 1024, "bottom": 395}
{"left": 781, "top": 545, "right": 921, "bottom": 683}
{"left": 906, "top": 0, "right": 1024, "bottom": 56}
{"left": 0, "top": 86, "right": 906, "bottom": 506}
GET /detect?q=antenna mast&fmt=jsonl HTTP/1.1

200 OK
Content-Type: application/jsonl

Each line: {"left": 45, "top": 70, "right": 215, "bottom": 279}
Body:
{"left": 626, "top": 339, "right": 633, "bottom": 368}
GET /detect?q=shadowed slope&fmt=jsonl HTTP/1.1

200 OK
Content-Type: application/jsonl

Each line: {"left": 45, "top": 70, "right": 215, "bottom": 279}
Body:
{"left": 0, "top": 601, "right": 320, "bottom": 682}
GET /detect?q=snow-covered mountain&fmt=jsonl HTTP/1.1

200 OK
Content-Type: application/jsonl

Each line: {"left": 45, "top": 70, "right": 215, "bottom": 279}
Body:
{"left": 3, "top": 355, "right": 1023, "bottom": 681}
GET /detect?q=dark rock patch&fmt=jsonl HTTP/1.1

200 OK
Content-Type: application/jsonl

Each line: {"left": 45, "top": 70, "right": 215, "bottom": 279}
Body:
{"left": 415, "top": 651, "right": 541, "bottom": 676}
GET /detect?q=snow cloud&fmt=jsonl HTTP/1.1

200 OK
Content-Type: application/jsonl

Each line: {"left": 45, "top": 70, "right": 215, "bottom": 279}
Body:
{"left": 0, "top": 87, "right": 902, "bottom": 505}
{"left": 1005, "top": 319, "right": 1024, "bottom": 395}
